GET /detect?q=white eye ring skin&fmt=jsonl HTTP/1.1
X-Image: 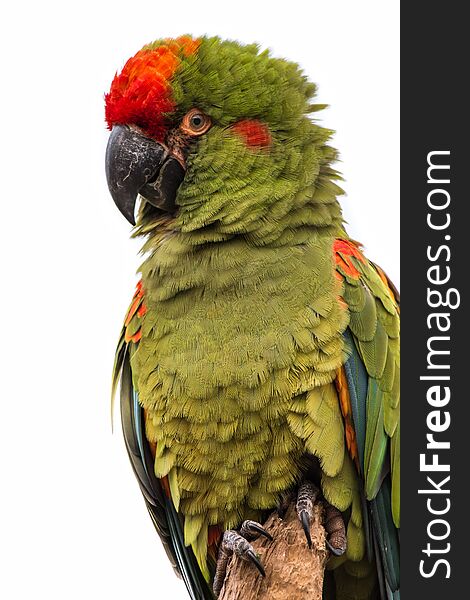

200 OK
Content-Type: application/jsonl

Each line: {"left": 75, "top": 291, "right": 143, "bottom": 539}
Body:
{"left": 180, "top": 108, "right": 212, "bottom": 136}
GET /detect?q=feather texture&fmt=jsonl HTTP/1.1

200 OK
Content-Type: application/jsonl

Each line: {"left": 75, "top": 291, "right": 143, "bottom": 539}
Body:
{"left": 336, "top": 241, "right": 400, "bottom": 599}
{"left": 107, "top": 36, "right": 400, "bottom": 600}
{"left": 118, "top": 348, "right": 213, "bottom": 599}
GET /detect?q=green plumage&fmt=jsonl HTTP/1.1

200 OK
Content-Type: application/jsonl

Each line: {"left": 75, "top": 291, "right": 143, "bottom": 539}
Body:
{"left": 110, "top": 36, "right": 400, "bottom": 600}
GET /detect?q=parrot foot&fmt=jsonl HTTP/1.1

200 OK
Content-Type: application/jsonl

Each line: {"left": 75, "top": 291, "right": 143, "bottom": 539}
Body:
{"left": 296, "top": 480, "right": 320, "bottom": 549}
{"left": 295, "top": 480, "right": 347, "bottom": 555}
{"left": 213, "top": 522, "right": 271, "bottom": 596}
{"left": 324, "top": 504, "right": 347, "bottom": 556}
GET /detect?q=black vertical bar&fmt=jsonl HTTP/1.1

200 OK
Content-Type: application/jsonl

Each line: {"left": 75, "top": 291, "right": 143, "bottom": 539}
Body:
{"left": 401, "top": 3, "right": 468, "bottom": 598}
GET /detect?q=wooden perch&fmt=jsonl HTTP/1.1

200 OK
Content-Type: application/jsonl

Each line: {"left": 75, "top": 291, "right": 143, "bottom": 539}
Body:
{"left": 219, "top": 502, "right": 328, "bottom": 600}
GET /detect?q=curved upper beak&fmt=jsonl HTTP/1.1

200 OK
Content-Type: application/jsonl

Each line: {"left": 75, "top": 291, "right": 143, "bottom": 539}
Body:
{"left": 105, "top": 125, "right": 185, "bottom": 225}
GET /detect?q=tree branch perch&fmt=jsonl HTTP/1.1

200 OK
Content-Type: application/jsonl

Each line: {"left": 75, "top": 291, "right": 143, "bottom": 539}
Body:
{"left": 219, "top": 502, "right": 328, "bottom": 600}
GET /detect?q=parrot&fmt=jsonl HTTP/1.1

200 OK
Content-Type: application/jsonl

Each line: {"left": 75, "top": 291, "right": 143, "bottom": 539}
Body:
{"left": 105, "top": 35, "right": 400, "bottom": 600}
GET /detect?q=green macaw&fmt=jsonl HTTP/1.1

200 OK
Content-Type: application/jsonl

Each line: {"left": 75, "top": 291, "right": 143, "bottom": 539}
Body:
{"left": 106, "top": 35, "right": 400, "bottom": 600}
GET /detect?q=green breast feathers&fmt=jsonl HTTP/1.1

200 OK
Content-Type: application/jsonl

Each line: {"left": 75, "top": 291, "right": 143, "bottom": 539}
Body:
{"left": 114, "top": 232, "right": 399, "bottom": 584}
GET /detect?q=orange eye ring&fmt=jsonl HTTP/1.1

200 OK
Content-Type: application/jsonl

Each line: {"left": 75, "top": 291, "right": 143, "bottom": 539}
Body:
{"left": 180, "top": 108, "right": 212, "bottom": 136}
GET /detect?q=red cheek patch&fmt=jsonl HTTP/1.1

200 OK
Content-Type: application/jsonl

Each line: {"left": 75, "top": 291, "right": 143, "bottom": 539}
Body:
{"left": 231, "top": 120, "right": 272, "bottom": 148}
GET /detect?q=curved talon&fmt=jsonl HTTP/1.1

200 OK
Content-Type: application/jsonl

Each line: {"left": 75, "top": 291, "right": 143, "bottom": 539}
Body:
{"left": 213, "top": 528, "right": 266, "bottom": 595}
{"left": 296, "top": 480, "right": 319, "bottom": 549}
{"left": 246, "top": 549, "right": 266, "bottom": 577}
{"left": 326, "top": 539, "right": 346, "bottom": 556}
{"left": 299, "top": 509, "right": 313, "bottom": 549}
{"left": 240, "top": 520, "right": 273, "bottom": 542}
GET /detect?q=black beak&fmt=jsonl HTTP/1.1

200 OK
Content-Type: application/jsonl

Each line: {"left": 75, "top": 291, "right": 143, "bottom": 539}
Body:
{"left": 105, "top": 124, "right": 185, "bottom": 225}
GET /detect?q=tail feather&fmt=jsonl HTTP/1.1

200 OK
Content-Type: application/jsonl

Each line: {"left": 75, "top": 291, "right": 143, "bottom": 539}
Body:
{"left": 370, "top": 478, "right": 399, "bottom": 594}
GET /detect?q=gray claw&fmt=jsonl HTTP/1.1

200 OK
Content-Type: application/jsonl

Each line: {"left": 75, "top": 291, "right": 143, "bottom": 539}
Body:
{"left": 213, "top": 528, "right": 266, "bottom": 596}
{"left": 246, "top": 549, "right": 266, "bottom": 577}
{"left": 326, "top": 539, "right": 346, "bottom": 556}
{"left": 240, "top": 519, "right": 273, "bottom": 542}
{"left": 296, "top": 481, "right": 319, "bottom": 549}
{"left": 299, "top": 509, "right": 313, "bottom": 549}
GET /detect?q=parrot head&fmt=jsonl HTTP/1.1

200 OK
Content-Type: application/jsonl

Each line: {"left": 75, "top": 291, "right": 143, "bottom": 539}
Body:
{"left": 105, "top": 36, "right": 341, "bottom": 242}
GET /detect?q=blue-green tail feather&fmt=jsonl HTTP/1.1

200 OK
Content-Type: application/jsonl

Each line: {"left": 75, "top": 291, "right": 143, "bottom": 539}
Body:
{"left": 344, "top": 332, "right": 400, "bottom": 600}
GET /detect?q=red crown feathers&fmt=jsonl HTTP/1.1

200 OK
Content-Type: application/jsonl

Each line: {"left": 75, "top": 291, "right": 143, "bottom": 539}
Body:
{"left": 105, "top": 36, "right": 200, "bottom": 141}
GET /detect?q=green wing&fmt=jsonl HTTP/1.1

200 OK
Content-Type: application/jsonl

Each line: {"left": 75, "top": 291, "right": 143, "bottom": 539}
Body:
{"left": 335, "top": 241, "right": 400, "bottom": 521}
{"left": 334, "top": 239, "right": 400, "bottom": 599}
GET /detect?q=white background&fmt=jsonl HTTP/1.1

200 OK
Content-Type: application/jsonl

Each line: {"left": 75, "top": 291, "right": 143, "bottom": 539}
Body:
{"left": 1, "top": 1, "right": 398, "bottom": 598}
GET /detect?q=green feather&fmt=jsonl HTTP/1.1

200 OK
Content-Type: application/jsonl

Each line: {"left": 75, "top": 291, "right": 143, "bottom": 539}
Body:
{"left": 347, "top": 519, "right": 366, "bottom": 562}
{"left": 304, "top": 383, "right": 345, "bottom": 476}
{"left": 191, "top": 525, "right": 210, "bottom": 582}
{"left": 391, "top": 423, "right": 400, "bottom": 528}
{"left": 184, "top": 514, "right": 204, "bottom": 547}
{"left": 154, "top": 448, "right": 177, "bottom": 478}
{"left": 168, "top": 468, "right": 181, "bottom": 511}
{"left": 357, "top": 321, "right": 388, "bottom": 379}
{"left": 348, "top": 288, "right": 377, "bottom": 342}
{"left": 322, "top": 449, "right": 356, "bottom": 512}
{"left": 343, "top": 281, "right": 366, "bottom": 312}
{"left": 364, "top": 379, "right": 387, "bottom": 500}
{"left": 380, "top": 347, "right": 396, "bottom": 393}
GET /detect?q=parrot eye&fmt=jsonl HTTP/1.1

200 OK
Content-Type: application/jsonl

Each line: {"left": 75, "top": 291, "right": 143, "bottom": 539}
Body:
{"left": 181, "top": 108, "right": 211, "bottom": 136}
